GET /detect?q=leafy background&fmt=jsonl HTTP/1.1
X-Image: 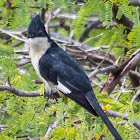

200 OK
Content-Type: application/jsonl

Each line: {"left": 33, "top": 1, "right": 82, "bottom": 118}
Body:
{"left": 0, "top": 0, "right": 140, "bottom": 140}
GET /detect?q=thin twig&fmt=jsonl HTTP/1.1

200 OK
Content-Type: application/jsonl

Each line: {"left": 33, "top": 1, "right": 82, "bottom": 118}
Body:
{"left": 79, "top": 19, "right": 102, "bottom": 42}
{"left": 80, "top": 33, "right": 103, "bottom": 47}
{"left": 45, "top": 121, "right": 58, "bottom": 139}
{"left": 27, "top": 136, "right": 32, "bottom": 140}
{"left": 45, "top": 111, "right": 68, "bottom": 139}
{"left": 131, "top": 89, "right": 140, "bottom": 103}
{"left": 0, "top": 125, "right": 7, "bottom": 128}
{"left": 89, "top": 40, "right": 116, "bottom": 79}
{"left": 106, "top": 109, "right": 140, "bottom": 130}
{"left": 45, "top": 12, "right": 52, "bottom": 33}
{"left": 1, "top": 29, "right": 28, "bottom": 43}
{"left": 52, "top": 8, "right": 61, "bottom": 19}
{"left": 28, "top": 100, "right": 46, "bottom": 129}
{"left": 116, "top": 77, "right": 126, "bottom": 101}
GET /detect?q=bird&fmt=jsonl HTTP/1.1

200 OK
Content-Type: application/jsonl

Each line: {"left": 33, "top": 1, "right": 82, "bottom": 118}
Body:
{"left": 27, "top": 15, "right": 122, "bottom": 140}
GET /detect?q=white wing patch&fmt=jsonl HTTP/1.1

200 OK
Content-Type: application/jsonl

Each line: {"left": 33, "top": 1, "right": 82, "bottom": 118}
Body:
{"left": 57, "top": 81, "right": 71, "bottom": 94}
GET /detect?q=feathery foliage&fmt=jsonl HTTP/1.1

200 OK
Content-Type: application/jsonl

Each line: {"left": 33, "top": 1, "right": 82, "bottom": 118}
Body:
{"left": 0, "top": 0, "right": 140, "bottom": 139}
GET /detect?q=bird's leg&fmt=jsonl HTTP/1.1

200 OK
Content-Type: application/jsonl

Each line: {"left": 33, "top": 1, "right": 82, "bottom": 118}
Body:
{"left": 44, "top": 82, "right": 56, "bottom": 98}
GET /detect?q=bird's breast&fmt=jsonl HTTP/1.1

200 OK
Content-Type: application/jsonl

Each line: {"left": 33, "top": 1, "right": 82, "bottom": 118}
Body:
{"left": 29, "top": 49, "right": 44, "bottom": 75}
{"left": 29, "top": 49, "right": 54, "bottom": 90}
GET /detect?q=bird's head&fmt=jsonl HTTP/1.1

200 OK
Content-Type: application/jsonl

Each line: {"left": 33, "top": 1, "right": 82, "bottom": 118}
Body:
{"left": 27, "top": 15, "right": 49, "bottom": 39}
{"left": 27, "top": 15, "right": 50, "bottom": 51}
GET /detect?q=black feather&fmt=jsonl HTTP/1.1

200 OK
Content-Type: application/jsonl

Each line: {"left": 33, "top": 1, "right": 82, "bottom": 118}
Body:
{"left": 39, "top": 40, "right": 122, "bottom": 139}
{"left": 39, "top": 40, "right": 98, "bottom": 116}
{"left": 86, "top": 92, "right": 122, "bottom": 140}
{"left": 27, "top": 15, "right": 50, "bottom": 39}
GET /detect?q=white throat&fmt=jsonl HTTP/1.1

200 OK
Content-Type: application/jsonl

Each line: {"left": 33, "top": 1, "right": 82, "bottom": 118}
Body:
{"left": 28, "top": 37, "right": 50, "bottom": 53}
{"left": 28, "top": 37, "right": 50, "bottom": 78}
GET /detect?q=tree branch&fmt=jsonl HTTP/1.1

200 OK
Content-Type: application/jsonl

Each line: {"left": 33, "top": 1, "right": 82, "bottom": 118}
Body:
{"left": 45, "top": 111, "right": 67, "bottom": 138}
{"left": 129, "top": 0, "right": 140, "bottom": 7}
{"left": 79, "top": 19, "right": 102, "bottom": 42}
{"left": 131, "top": 89, "right": 140, "bottom": 103}
{"left": 0, "top": 27, "right": 114, "bottom": 68}
{"left": 129, "top": 70, "right": 140, "bottom": 87}
{"left": 1, "top": 84, "right": 140, "bottom": 131}
{"left": 106, "top": 109, "right": 140, "bottom": 130}
{"left": 45, "top": 121, "right": 58, "bottom": 139}
{"left": 50, "top": 32, "right": 114, "bottom": 68}
{"left": 0, "top": 85, "right": 59, "bottom": 99}
{"left": 0, "top": 29, "right": 28, "bottom": 43}
{"left": 101, "top": 48, "right": 140, "bottom": 94}
{"left": 89, "top": 41, "right": 115, "bottom": 79}
{"left": 112, "top": 3, "right": 134, "bottom": 32}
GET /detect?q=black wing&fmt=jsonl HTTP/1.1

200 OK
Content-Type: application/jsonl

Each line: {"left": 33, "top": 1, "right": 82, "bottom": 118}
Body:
{"left": 39, "top": 41, "right": 122, "bottom": 139}
{"left": 39, "top": 40, "right": 98, "bottom": 116}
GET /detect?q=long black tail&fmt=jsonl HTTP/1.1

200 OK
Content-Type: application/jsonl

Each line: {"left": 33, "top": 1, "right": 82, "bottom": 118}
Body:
{"left": 85, "top": 91, "right": 122, "bottom": 140}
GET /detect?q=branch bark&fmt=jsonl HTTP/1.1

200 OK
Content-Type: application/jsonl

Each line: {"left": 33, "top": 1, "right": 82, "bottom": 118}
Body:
{"left": 0, "top": 85, "right": 59, "bottom": 99}
{"left": 101, "top": 48, "right": 140, "bottom": 94}
{"left": 45, "top": 121, "right": 58, "bottom": 139}
{"left": 106, "top": 109, "right": 140, "bottom": 130}
{"left": 129, "top": 0, "right": 140, "bottom": 7}
{"left": 131, "top": 89, "right": 140, "bottom": 103}
{"left": 112, "top": 3, "right": 134, "bottom": 33}
{"left": 129, "top": 70, "right": 140, "bottom": 87}
{"left": 79, "top": 19, "right": 102, "bottom": 42}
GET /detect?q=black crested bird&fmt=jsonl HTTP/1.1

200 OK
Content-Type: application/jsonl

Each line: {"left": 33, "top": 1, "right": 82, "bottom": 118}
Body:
{"left": 27, "top": 15, "right": 122, "bottom": 140}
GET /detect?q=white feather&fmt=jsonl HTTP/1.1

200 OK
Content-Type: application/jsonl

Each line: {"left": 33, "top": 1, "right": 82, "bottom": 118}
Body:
{"left": 28, "top": 37, "right": 54, "bottom": 90}
{"left": 57, "top": 81, "right": 71, "bottom": 94}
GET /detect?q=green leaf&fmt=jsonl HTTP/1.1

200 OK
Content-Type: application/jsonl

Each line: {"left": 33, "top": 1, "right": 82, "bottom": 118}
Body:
{"left": 134, "top": 7, "right": 140, "bottom": 28}
{"left": 40, "top": 83, "right": 44, "bottom": 95}
{"left": 128, "top": 105, "right": 135, "bottom": 124}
